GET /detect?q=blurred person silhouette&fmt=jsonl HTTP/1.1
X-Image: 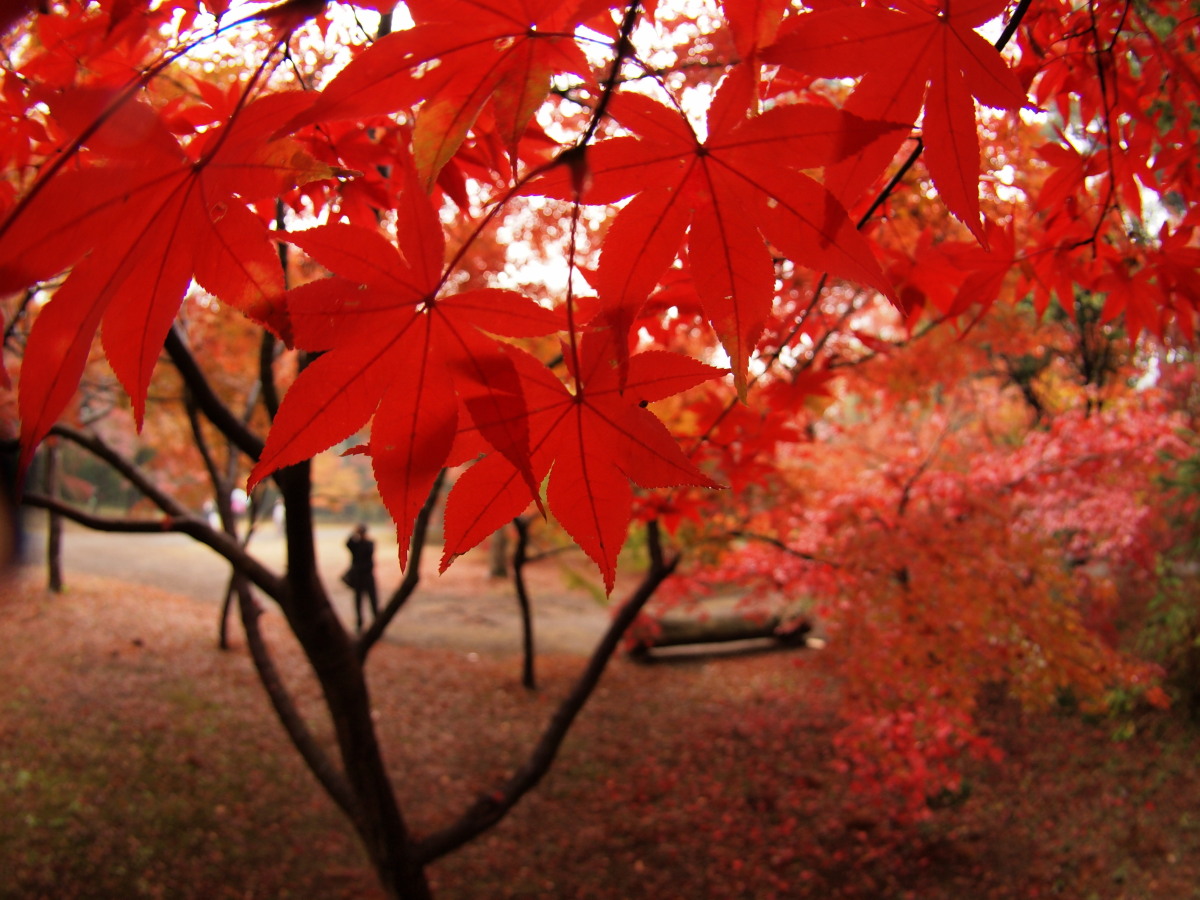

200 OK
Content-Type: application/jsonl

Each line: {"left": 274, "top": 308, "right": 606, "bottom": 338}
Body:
{"left": 343, "top": 523, "right": 378, "bottom": 633}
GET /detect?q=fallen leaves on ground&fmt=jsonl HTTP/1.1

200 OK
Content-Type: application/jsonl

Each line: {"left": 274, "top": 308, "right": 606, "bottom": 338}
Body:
{"left": 1, "top": 571, "right": 1197, "bottom": 899}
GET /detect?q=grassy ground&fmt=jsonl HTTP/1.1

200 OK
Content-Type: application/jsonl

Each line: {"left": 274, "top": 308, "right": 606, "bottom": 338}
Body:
{"left": 1, "top": 571, "right": 1198, "bottom": 899}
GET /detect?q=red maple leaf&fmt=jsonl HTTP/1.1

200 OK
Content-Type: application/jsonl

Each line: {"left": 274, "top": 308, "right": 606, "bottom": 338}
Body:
{"left": 1097, "top": 253, "right": 1162, "bottom": 343}
{"left": 0, "top": 89, "right": 335, "bottom": 470}
{"left": 934, "top": 221, "right": 1016, "bottom": 316}
{"left": 764, "top": 0, "right": 1027, "bottom": 241}
{"left": 442, "top": 333, "right": 725, "bottom": 591}
{"left": 248, "top": 169, "right": 562, "bottom": 567}
{"left": 1152, "top": 221, "right": 1200, "bottom": 341}
{"left": 722, "top": 0, "right": 791, "bottom": 65}
{"left": 533, "top": 66, "right": 900, "bottom": 394}
{"left": 283, "top": 0, "right": 596, "bottom": 187}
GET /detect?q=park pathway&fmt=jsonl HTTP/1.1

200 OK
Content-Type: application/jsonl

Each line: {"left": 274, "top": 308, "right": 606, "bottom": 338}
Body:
{"left": 19, "top": 517, "right": 611, "bottom": 656}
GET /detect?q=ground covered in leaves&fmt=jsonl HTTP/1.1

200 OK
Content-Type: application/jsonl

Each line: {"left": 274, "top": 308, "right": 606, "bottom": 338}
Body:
{"left": 1, "top": 572, "right": 1197, "bottom": 899}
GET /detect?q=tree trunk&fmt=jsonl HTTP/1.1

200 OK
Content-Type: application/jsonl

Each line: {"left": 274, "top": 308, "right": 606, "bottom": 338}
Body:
{"left": 275, "top": 463, "right": 433, "bottom": 900}
{"left": 44, "top": 439, "right": 63, "bottom": 593}
{"left": 488, "top": 524, "right": 509, "bottom": 577}
{"left": 512, "top": 517, "right": 535, "bottom": 690}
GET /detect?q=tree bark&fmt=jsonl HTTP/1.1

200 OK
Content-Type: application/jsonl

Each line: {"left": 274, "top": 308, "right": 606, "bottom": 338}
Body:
{"left": 235, "top": 575, "right": 362, "bottom": 826}
{"left": 511, "top": 517, "right": 536, "bottom": 690}
{"left": 488, "top": 523, "right": 509, "bottom": 577}
{"left": 43, "top": 438, "right": 63, "bottom": 593}
{"left": 275, "top": 463, "right": 432, "bottom": 899}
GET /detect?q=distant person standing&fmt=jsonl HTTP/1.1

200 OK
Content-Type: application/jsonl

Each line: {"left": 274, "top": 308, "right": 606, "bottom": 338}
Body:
{"left": 344, "top": 524, "right": 379, "bottom": 633}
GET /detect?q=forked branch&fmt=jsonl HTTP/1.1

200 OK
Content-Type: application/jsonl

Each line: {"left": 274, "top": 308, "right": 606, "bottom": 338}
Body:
{"left": 415, "top": 520, "right": 679, "bottom": 864}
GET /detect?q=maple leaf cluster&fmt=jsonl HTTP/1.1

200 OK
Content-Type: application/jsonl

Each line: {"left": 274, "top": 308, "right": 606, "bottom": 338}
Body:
{"left": 1, "top": 0, "right": 1197, "bottom": 591}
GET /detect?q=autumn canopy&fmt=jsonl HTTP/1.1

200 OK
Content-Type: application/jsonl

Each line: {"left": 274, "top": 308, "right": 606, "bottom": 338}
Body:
{"left": 1, "top": 0, "right": 1196, "bottom": 592}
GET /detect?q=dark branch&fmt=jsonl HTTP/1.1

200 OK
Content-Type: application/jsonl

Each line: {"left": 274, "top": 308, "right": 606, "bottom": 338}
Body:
{"left": 415, "top": 520, "right": 678, "bottom": 864}
{"left": 165, "top": 324, "right": 264, "bottom": 461}
{"left": 356, "top": 469, "right": 447, "bottom": 662}
{"left": 49, "top": 423, "right": 187, "bottom": 516}
{"left": 21, "top": 493, "right": 285, "bottom": 600}
{"left": 570, "top": 0, "right": 642, "bottom": 149}
{"left": 21, "top": 494, "right": 177, "bottom": 533}
{"left": 726, "top": 530, "right": 839, "bottom": 568}
{"left": 34, "top": 424, "right": 284, "bottom": 598}
{"left": 997, "top": 0, "right": 1034, "bottom": 51}
{"left": 185, "top": 392, "right": 225, "bottom": 492}
{"left": 895, "top": 422, "right": 953, "bottom": 518}
{"left": 236, "top": 584, "right": 362, "bottom": 825}
{"left": 2, "top": 286, "right": 35, "bottom": 345}
{"left": 260, "top": 331, "right": 282, "bottom": 420}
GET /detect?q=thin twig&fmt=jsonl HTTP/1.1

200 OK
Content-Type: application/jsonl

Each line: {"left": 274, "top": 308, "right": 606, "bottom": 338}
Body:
{"left": 726, "top": 530, "right": 840, "bottom": 568}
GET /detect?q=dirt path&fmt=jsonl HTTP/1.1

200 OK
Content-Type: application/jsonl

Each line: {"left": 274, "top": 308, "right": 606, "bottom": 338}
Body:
{"left": 20, "top": 518, "right": 615, "bottom": 656}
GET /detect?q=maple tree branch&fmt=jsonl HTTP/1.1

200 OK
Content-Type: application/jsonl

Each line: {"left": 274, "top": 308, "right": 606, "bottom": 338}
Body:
{"left": 235, "top": 584, "right": 364, "bottom": 828}
{"left": 2, "top": 286, "right": 34, "bottom": 345}
{"left": 46, "top": 424, "right": 180, "bottom": 515}
{"left": 270, "top": 460, "right": 428, "bottom": 894}
{"left": 853, "top": 0, "right": 1029, "bottom": 231}
{"left": 185, "top": 378, "right": 269, "bottom": 650}
{"left": 825, "top": 313, "right": 949, "bottom": 371}
{"left": 855, "top": 137, "right": 923, "bottom": 230}
{"left": 260, "top": 203, "right": 287, "bottom": 421}
{"left": 505, "top": 516, "right": 581, "bottom": 565}
{"left": 684, "top": 0, "right": 1034, "bottom": 458}
{"left": 36, "top": 424, "right": 284, "bottom": 598}
{"left": 1084, "top": 0, "right": 1124, "bottom": 250}
{"left": 0, "top": 8, "right": 291, "bottom": 246}
{"left": 996, "top": 0, "right": 1034, "bottom": 52}
{"left": 683, "top": 0, "right": 1034, "bottom": 450}
{"left": 260, "top": 331, "right": 282, "bottom": 421}
{"left": 435, "top": 3, "right": 641, "bottom": 294}
{"left": 550, "top": 58, "right": 731, "bottom": 107}
{"left": 679, "top": 59, "right": 1004, "bottom": 591}
{"left": 524, "top": 544, "right": 579, "bottom": 564}
{"left": 184, "top": 391, "right": 231, "bottom": 504}
{"left": 356, "top": 469, "right": 447, "bottom": 662}
{"left": 189, "top": 405, "right": 220, "bottom": 485}
{"left": 415, "top": 520, "right": 679, "bottom": 865}
{"left": 726, "top": 530, "right": 841, "bottom": 569}
{"left": 803, "top": 290, "right": 870, "bottom": 371}
{"left": 18, "top": 494, "right": 170, "bottom": 532}
{"left": 166, "top": 325, "right": 265, "bottom": 461}
{"left": 429, "top": 11, "right": 644, "bottom": 286}
{"left": 580, "top": 0, "right": 642, "bottom": 146}
{"left": 563, "top": 194, "right": 586, "bottom": 378}
{"left": 19, "top": 491, "right": 284, "bottom": 596}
